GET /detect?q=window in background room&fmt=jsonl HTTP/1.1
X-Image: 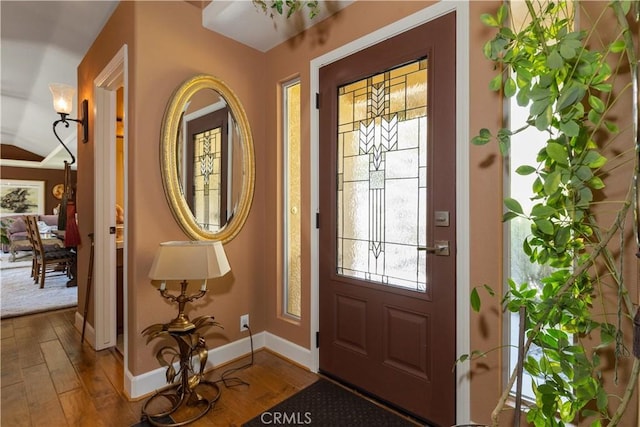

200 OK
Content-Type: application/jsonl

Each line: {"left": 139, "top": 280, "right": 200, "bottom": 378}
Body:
{"left": 283, "top": 79, "right": 301, "bottom": 318}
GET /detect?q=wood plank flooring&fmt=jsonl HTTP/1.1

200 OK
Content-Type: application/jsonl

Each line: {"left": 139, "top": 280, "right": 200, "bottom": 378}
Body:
{"left": 1, "top": 308, "right": 319, "bottom": 426}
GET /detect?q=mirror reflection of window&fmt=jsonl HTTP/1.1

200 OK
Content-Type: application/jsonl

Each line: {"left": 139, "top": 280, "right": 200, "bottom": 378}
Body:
{"left": 161, "top": 75, "right": 255, "bottom": 243}
{"left": 180, "top": 89, "right": 236, "bottom": 232}
{"left": 193, "top": 126, "right": 223, "bottom": 230}
{"left": 187, "top": 108, "right": 228, "bottom": 232}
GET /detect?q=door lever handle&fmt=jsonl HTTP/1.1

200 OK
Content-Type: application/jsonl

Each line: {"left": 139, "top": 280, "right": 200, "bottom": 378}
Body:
{"left": 417, "top": 240, "right": 450, "bottom": 256}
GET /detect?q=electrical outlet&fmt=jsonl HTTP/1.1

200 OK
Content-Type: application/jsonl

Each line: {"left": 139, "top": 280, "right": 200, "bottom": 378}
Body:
{"left": 240, "top": 314, "right": 249, "bottom": 331}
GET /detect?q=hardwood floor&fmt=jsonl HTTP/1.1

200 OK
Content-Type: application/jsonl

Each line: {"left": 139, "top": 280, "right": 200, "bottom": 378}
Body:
{"left": 1, "top": 308, "right": 319, "bottom": 426}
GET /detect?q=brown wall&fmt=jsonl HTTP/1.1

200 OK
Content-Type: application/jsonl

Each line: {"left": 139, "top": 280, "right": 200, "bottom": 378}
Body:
{"left": 576, "top": 3, "right": 638, "bottom": 425}
{"left": 468, "top": 2, "right": 507, "bottom": 423}
{"left": 75, "top": 0, "right": 638, "bottom": 423}
{"left": 0, "top": 166, "right": 77, "bottom": 214}
{"left": 75, "top": 0, "right": 133, "bottom": 368}
{"left": 79, "top": 1, "right": 266, "bottom": 376}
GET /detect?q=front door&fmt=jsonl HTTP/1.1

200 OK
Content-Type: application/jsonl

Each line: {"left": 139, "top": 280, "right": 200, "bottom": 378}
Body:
{"left": 318, "top": 12, "right": 456, "bottom": 426}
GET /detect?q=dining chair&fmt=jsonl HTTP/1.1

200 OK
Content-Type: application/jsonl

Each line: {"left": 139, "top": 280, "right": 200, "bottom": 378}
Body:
{"left": 23, "top": 215, "right": 38, "bottom": 279}
{"left": 27, "top": 216, "right": 75, "bottom": 288}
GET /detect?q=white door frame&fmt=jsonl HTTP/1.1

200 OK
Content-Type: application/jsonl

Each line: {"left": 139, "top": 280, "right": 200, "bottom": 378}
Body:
{"left": 309, "top": 3, "right": 470, "bottom": 423}
{"left": 92, "top": 45, "right": 129, "bottom": 368}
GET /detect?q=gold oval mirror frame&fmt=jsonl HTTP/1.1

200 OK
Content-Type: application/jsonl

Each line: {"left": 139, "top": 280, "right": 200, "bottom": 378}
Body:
{"left": 160, "top": 74, "right": 255, "bottom": 243}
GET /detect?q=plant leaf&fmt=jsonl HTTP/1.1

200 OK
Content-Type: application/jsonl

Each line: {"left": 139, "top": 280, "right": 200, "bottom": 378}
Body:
{"left": 557, "top": 84, "right": 585, "bottom": 111}
{"left": 471, "top": 128, "right": 492, "bottom": 145}
{"left": 531, "top": 204, "right": 556, "bottom": 218}
{"left": 516, "top": 165, "right": 537, "bottom": 175}
{"left": 504, "top": 77, "right": 517, "bottom": 97}
{"left": 588, "top": 95, "right": 605, "bottom": 113}
{"left": 584, "top": 150, "right": 607, "bottom": 168}
{"left": 480, "top": 13, "right": 499, "bottom": 28}
{"left": 471, "top": 288, "right": 481, "bottom": 312}
{"left": 489, "top": 74, "right": 503, "bottom": 92}
{"left": 609, "top": 40, "right": 626, "bottom": 53}
{"left": 543, "top": 170, "right": 562, "bottom": 195}
{"left": 504, "top": 197, "right": 524, "bottom": 214}
{"left": 546, "top": 143, "right": 568, "bottom": 165}
{"left": 559, "top": 120, "right": 580, "bottom": 137}
{"left": 604, "top": 120, "right": 619, "bottom": 133}
{"left": 547, "top": 49, "right": 564, "bottom": 69}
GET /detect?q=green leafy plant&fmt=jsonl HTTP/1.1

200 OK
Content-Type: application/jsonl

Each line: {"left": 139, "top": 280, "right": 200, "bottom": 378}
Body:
{"left": 0, "top": 225, "right": 9, "bottom": 246}
{"left": 467, "top": 1, "right": 639, "bottom": 426}
{"left": 253, "top": 0, "right": 320, "bottom": 19}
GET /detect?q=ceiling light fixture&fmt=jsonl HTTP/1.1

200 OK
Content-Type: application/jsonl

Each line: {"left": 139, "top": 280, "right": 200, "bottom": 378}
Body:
{"left": 49, "top": 83, "right": 89, "bottom": 165}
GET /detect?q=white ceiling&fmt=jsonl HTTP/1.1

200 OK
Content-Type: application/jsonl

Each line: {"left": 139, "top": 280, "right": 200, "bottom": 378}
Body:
{"left": 203, "top": 0, "right": 353, "bottom": 52}
{"left": 0, "top": 0, "right": 352, "bottom": 170}
{"left": 1, "top": 0, "right": 119, "bottom": 169}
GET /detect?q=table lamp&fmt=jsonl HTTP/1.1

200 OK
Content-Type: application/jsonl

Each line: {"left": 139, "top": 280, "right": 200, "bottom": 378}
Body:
{"left": 148, "top": 240, "right": 230, "bottom": 332}
{"left": 142, "top": 240, "right": 230, "bottom": 426}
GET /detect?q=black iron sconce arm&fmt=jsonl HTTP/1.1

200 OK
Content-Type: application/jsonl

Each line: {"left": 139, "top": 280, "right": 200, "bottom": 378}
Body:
{"left": 52, "top": 99, "right": 89, "bottom": 166}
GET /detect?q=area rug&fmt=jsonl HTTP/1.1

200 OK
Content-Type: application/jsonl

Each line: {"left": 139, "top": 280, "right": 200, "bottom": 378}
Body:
{"left": 243, "top": 378, "right": 424, "bottom": 427}
{"left": 0, "top": 250, "right": 33, "bottom": 270}
{"left": 1, "top": 264, "right": 77, "bottom": 319}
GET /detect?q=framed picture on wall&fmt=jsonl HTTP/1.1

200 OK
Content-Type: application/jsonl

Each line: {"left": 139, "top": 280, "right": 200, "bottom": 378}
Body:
{"left": 0, "top": 179, "right": 45, "bottom": 215}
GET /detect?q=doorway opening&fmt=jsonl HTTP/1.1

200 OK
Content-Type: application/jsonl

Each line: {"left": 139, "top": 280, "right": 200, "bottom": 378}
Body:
{"left": 92, "top": 45, "right": 129, "bottom": 375}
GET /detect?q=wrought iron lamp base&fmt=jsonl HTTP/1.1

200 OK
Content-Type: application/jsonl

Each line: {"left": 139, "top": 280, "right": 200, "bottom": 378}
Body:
{"left": 141, "top": 380, "right": 220, "bottom": 426}
{"left": 141, "top": 308, "right": 222, "bottom": 426}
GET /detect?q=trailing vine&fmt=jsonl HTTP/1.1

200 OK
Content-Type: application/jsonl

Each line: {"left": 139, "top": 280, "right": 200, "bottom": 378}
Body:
{"left": 468, "top": 1, "right": 639, "bottom": 426}
{"left": 253, "top": 0, "right": 320, "bottom": 19}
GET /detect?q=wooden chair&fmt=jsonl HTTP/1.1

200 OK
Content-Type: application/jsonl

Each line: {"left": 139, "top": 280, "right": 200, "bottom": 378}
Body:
{"left": 27, "top": 215, "right": 75, "bottom": 288}
{"left": 23, "top": 215, "right": 38, "bottom": 279}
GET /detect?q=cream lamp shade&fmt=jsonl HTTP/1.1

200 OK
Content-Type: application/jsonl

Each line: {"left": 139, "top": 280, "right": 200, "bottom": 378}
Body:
{"left": 148, "top": 240, "right": 230, "bottom": 291}
{"left": 49, "top": 83, "right": 75, "bottom": 115}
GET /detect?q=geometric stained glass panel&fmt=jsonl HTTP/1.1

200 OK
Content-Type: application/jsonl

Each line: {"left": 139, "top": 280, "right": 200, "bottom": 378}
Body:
{"left": 193, "top": 126, "right": 222, "bottom": 231}
{"left": 337, "top": 58, "right": 428, "bottom": 292}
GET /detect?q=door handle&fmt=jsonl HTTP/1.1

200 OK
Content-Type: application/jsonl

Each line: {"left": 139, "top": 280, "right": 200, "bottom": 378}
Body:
{"left": 417, "top": 240, "right": 450, "bottom": 256}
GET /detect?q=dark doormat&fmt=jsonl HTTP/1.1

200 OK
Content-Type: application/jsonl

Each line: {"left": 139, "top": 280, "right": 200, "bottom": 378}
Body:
{"left": 243, "top": 378, "right": 426, "bottom": 426}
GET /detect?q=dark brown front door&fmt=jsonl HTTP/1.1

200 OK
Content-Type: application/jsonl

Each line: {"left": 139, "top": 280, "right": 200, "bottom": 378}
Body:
{"left": 318, "top": 12, "right": 456, "bottom": 426}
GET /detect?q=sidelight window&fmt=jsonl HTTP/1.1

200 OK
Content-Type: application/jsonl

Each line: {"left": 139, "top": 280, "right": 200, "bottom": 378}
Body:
{"left": 283, "top": 79, "right": 301, "bottom": 318}
{"left": 506, "top": 0, "right": 574, "bottom": 401}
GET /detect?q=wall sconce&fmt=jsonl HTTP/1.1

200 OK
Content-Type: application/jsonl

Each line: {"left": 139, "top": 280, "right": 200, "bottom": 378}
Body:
{"left": 49, "top": 83, "right": 89, "bottom": 165}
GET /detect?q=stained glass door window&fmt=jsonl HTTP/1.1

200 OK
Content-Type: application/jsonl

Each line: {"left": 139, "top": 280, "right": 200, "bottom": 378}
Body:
{"left": 193, "top": 127, "right": 222, "bottom": 231}
{"left": 337, "top": 59, "right": 428, "bottom": 292}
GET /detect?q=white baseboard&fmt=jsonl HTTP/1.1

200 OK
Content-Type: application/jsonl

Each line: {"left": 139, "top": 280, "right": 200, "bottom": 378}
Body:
{"left": 263, "top": 331, "right": 314, "bottom": 371}
{"left": 74, "top": 311, "right": 96, "bottom": 349}
{"left": 127, "top": 331, "right": 313, "bottom": 399}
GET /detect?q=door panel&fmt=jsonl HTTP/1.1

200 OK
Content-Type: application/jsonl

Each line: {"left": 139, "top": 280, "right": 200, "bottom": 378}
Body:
{"left": 319, "top": 12, "right": 456, "bottom": 426}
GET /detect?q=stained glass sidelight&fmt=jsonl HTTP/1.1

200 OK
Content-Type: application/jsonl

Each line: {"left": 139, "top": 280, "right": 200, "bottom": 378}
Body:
{"left": 284, "top": 80, "right": 301, "bottom": 317}
{"left": 337, "top": 59, "right": 428, "bottom": 292}
{"left": 193, "top": 127, "right": 222, "bottom": 231}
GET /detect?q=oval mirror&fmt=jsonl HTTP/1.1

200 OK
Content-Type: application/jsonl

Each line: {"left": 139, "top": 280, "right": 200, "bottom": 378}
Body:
{"left": 160, "top": 74, "right": 255, "bottom": 243}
